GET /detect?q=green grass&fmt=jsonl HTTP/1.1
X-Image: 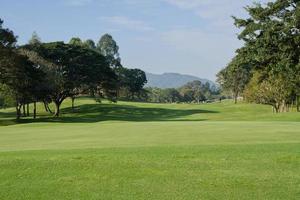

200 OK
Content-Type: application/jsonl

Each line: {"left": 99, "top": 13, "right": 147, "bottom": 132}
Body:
{"left": 0, "top": 98, "right": 299, "bottom": 199}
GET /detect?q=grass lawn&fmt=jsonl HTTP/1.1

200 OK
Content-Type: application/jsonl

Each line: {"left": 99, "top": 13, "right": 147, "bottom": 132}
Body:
{"left": 0, "top": 98, "right": 299, "bottom": 199}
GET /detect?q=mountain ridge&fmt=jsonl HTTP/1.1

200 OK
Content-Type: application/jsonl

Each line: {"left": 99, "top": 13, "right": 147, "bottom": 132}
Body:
{"left": 145, "top": 72, "right": 216, "bottom": 89}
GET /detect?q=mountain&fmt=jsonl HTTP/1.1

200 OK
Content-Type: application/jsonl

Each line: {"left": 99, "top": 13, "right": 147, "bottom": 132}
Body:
{"left": 145, "top": 72, "right": 216, "bottom": 89}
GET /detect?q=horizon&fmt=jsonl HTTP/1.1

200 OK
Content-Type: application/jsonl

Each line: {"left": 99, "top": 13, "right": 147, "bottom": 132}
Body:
{"left": 1, "top": 0, "right": 270, "bottom": 80}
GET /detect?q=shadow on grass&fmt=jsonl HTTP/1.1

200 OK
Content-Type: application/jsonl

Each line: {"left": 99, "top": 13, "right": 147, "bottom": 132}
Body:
{"left": 0, "top": 103, "right": 218, "bottom": 126}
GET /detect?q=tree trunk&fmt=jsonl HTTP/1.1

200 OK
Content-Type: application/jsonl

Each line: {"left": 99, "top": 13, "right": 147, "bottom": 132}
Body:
{"left": 44, "top": 101, "right": 49, "bottom": 112}
{"left": 54, "top": 101, "right": 61, "bottom": 117}
{"left": 233, "top": 90, "right": 238, "bottom": 104}
{"left": 16, "top": 104, "right": 21, "bottom": 120}
{"left": 47, "top": 103, "right": 53, "bottom": 114}
{"left": 44, "top": 101, "right": 53, "bottom": 114}
{"left": 273, "top": 103, "right": 279, "bottom": 113}
{"left": 26, "top": 103, "right": 30, "bottom": 116}
{"left": 274, "top": 106, "right": 279, "bottom": 113}
{"left": 279, "top": 100, "right": 286, "bottom": 113}
{"left": 33, "top": 102, "right": 37, "bottom": 119}
{"left": 297, "top": 95, "right": 300, "bottom": 112}
{"left": 71, "top": 96, "right": 75, "bottom": 111}
{"left": 22, "top": 104, "right": 26, "bottom": 117}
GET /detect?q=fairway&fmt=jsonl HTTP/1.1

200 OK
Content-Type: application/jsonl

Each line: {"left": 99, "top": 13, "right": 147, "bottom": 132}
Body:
{"left": 2, "top": 0, "right": 300, "bottom": 199}
{"left": 0, "top": 98, "right": 300, "bottom": 199}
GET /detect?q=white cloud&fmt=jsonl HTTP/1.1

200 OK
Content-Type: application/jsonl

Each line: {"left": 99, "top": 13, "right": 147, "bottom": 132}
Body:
{"left": 100, "top": 16, "right": 154, "bottom": 32}
{"left": 164, "top": 0, "right": 211, "bottom": 10}
{"left": 64, "top": 0, "right": 93, "bottom": 6}
{"left": 162, "top": 0, "right": 272, "bottom": 36}
{"left": 164, "top": 0, "right": 271, "bottom": 20}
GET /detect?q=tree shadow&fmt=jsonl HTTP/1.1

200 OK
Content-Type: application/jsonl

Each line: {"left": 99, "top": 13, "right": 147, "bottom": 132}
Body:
{"left": 0, "top": 103, "right": 218, "bottom": 126}
{"left": 0, "top": 111, "right": 19, "bottom": 126}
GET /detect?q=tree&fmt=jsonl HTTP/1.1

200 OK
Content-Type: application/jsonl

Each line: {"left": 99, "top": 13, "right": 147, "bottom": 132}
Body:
{"left": 217, "top": 51, "right": 252, "bottom": 104}
{"left": 0, "top": 18, "right": 30, "bottom": 119}
{"left": 30, "top": 42, "right": 117, "bottom": 116}
{"left": 97, "top": 34, "right": 121, "bottom": 68}
{"left": 179, "top": 81, "right": 213, "bottom": 103}
{"left": 0, "top": 19, "right": 16, "bottom": 49}
{"left": 117, "top": 67, "right": 147, "bottom": 100}
{"left": 161, "top": 88, "right": 181, "bottom": 103}
{"left": 69, "top": 37, "right": 83, "bottom": 46}
{"left": 18, "top": 48, "right": 56, "bottom": 117}
{"left": 145, "top": 87, "right": 164, "bottom": 103}
{"left": 0, "top": 84, "right": 15, "bottom": 109}
{"left": 1, "top": 49, "right": 42, "bottom": 119}
{"left": 83, "top": 39, "right": 96, "bottom": 49}
{"left": 28, "top": 31, "right": 41, "bottom": 45}
{"left": 230, "top": 0, "right": 300, "bottom": 110}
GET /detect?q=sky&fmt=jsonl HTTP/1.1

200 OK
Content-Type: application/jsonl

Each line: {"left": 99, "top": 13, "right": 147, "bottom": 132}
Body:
{"left": 0, "top": 0, "right": 270, "bottom": 81}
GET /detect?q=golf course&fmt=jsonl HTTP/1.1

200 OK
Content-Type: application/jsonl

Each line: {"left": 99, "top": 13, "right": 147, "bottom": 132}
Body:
{"left": 1, "top": 0, "right": 300, "bottom": 199}
{"left": 0, "top": 98, "right": 299, "bottom": 199}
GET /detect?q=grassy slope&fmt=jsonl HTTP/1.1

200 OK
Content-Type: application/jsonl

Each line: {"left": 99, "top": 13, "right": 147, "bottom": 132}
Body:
{"left": 0, "top": 98, "right": 299, "bottom": 199}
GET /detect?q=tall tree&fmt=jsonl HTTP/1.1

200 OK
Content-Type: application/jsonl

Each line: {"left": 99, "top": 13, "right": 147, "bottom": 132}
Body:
{"left": 97, "top": 34, "right": 121, "bottom": 68}
{"left": 218, "top": 1, "right": 300, "bottom": 111}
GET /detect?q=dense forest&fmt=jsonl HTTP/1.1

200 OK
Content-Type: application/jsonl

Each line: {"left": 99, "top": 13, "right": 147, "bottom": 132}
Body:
{"left": 217, "top": 0, "right": 300, "bottom": 112}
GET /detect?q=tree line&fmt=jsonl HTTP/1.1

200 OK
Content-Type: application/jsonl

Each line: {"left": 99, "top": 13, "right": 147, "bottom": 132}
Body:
{"left": 0, "top": 19, "right": 147, "bottom": 119}
{"left": 145, "top": 81, "right": 220, "bottom": 103}
{"left": 217, "top": 0, "right": 300, "bottom": 112}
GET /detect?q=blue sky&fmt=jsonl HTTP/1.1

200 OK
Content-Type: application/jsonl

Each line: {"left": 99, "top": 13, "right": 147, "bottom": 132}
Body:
{"left": 0, "top": 0, "right": 270, "bottom": 80}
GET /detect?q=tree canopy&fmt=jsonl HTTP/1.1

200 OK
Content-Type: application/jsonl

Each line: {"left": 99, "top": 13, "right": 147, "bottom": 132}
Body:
{"left": 0, "top": 18, "right": 148, "bottom": 119}
{"left": 217, "top": 0, "right": 300, "bottom": 112}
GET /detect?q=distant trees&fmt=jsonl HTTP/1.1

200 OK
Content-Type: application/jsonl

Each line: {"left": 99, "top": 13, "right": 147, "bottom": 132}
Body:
{"left": 178, "top": 81, "right": 212, "bottom": 103}
{"left": 145, "top": 81, "right": 218, "bottom": 103}
{"left": 29, "top": 31, "right": 42, "bottom": 45}
{"left": 217, "top": 0, "right": 300, "bottom": 112}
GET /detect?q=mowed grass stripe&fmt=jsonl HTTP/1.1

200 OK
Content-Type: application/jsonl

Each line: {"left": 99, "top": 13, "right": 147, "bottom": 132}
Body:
{"left": 0, "top": 121, "right": 299, "bottom": 152}
{"left": 0, "top": 144, "right": 299, "bottom": 200}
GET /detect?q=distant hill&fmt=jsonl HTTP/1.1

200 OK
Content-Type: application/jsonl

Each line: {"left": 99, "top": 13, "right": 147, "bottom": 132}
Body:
{"left": 145, "top": 72, "right": 216, "bottom": 89}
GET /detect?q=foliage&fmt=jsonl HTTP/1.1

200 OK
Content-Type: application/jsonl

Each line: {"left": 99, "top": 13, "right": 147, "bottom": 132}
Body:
{"left": 83, "top": 39, "right": 96, "bottom": 49}
{"left": 117, "top": 67, "right": 147, "bottom": 100}
{"left": 217, "top": 0, "right": 300, "bottom": 111}
{"left": 0, "top": 84, "right": 15, "bottom": 108}
{"left": 146, "top": 81, "right": 219, "bottom": 103}
{"left": 97, "top": 34, "right": 121, "bottom": 68}
{"left": 0, "top": 18, "right": 148, "bottom": 119}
